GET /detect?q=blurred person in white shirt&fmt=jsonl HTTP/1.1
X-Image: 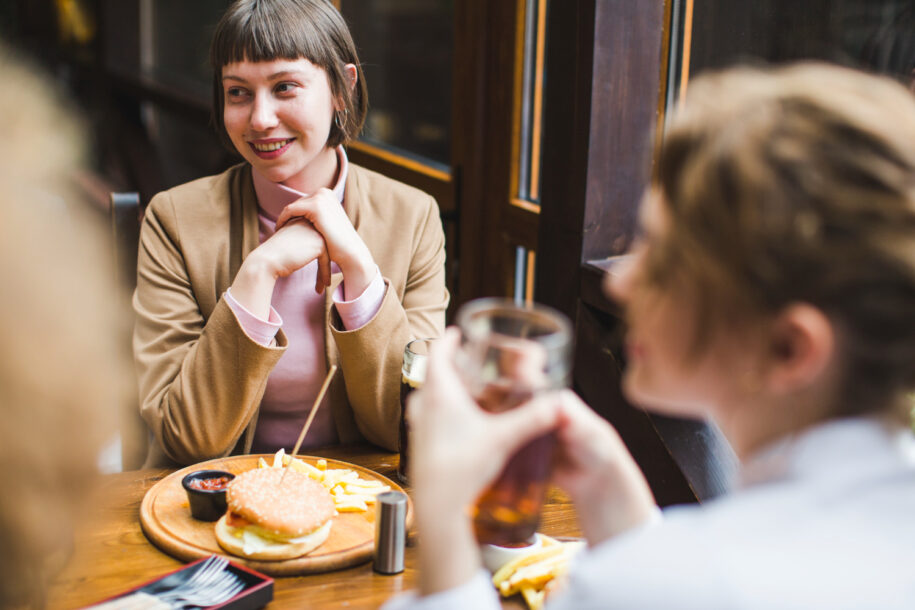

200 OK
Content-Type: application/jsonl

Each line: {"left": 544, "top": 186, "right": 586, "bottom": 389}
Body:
{"left": 388, "top": 63, "right": 915, "bottom": 610}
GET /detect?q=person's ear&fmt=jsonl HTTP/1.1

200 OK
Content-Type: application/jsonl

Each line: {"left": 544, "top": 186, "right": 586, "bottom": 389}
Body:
{"left": 764, "top": 303, "right": 835, "bottom": 394}
{"left": 343, "top": 63, "right": 358, "bottom": 93}
{"left": 335, "top": 64, "right": 358, "bottom": 113}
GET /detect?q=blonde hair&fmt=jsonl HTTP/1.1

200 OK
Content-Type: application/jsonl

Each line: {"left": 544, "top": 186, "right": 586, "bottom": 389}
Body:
{"left": 0, "top": 46, "right": 124, "bottom": 606}
{"left": 653, "top": 63, "right": 915, "bottom": 417}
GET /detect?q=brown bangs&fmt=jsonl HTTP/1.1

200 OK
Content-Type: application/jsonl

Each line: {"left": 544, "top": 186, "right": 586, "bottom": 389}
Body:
{"left": 210, "top": 0, "right": 335, "bottom": 69}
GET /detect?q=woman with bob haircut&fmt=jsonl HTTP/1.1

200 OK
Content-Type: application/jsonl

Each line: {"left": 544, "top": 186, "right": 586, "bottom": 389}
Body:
{"left": 134, "top": 0, "right": 448, "bottom": 467}
{"left": 388, "top": 63, "right": 915, "bottom": 609}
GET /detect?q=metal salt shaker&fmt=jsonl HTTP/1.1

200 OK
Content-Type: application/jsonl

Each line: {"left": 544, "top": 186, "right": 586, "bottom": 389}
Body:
{"left": 374, "top": 490, "right": 407, "bottom": 574}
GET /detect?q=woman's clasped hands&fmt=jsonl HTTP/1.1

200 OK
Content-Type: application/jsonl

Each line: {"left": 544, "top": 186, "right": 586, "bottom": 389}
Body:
{"left": 230, "top": 213, "right": 330, "bottom": 319}
{"left": 276, "top": 187, "right": 377, "bottom": 301}
{"left": 260, "top": 217, "right": 331, "bottom": 287}
{"left": 231, "top": 187, "right": 378, "bottom": 318}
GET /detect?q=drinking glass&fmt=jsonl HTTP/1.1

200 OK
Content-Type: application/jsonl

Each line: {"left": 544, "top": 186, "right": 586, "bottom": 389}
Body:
{"left": 397, "top": 338, "right": 433, "bottom": 485}
{"left": 454, "top": 298, "right": 572, "bottom": 545}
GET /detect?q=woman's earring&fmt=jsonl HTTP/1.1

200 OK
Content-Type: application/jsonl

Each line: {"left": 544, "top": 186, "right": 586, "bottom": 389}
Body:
{"left": 334, "top": 109, "right": 348, "bottom": 130}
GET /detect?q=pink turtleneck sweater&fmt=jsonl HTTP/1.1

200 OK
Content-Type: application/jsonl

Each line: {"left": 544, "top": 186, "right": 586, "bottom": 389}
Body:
{"left": 224, "top": 147, "right": 385, "bottom": 453}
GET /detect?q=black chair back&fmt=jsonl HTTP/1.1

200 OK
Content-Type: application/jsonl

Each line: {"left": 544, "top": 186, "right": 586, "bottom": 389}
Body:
{"left": 110, "top": 192, "right": 141, "bottom": 293}
{"left": 109, "top": 192, "right": 148, "bottom": 470}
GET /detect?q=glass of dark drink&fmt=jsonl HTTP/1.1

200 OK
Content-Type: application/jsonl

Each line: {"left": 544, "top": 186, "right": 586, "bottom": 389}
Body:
{"left": 398, "top": 338, "right": 433, "bottom": 484}
{"left": 455, "top": 298, "right": 572, "bottom": 546}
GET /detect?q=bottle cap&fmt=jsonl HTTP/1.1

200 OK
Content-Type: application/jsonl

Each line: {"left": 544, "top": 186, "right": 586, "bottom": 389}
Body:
{"left": 374, "top": 490, "right": 407, "bottom": 574}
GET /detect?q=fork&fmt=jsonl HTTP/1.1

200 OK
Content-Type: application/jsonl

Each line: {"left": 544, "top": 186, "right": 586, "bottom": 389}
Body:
{"left": 155, "top": 555, "right": 244, "bottom": 608}
{"left": 166, "top": 580, "right": 245, "bottom": 610}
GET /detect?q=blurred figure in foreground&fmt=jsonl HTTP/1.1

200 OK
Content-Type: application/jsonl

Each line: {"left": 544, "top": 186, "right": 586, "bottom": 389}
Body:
{"left": 0, "top": 45, "right": 122, "bottom": 607}
{"left": 390, "top": 63, "right": 915, "bottom": 609}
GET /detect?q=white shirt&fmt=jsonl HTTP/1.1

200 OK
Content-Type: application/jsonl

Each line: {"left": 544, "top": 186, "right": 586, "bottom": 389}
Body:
{"left": 385, "top": 417, "right": 915, "bottom": 609}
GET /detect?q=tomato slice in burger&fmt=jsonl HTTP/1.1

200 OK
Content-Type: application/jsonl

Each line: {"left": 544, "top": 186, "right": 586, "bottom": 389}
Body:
{"left": 226, "top": 512, "right": 251, "bottom": 528}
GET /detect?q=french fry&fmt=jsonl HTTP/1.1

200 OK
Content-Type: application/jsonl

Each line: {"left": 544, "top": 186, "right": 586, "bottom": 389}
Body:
{"left": 323, "top": 469, "right": 360, "bottom": 488}
{"left": 257, "top": 457, "right": 269, "bottom": 469}
{"left": 492, "top": 539, "right": 585, "bottom": 609}
{"left": 272, "top": 448, "right": 286, "bottom": 468}
{"left": 342, "top": 482, "right": 390, "bottom": 495}
{"left": 501, "top": 555, "right": 567, "bottom": 596}
{"left": 492, "top": 545, "right": 565, "bottom": 589}
{"left": 342, "top": 479, "right": 387, "bottom": 490}
{"left": 521, "top": 587, "right": 545, "bottom": 610}
{"left": 341, "top": 492, "right": 380, "bottom": 505}
{"left": 334, "top": 497, "right": 368, "bottom": 512}
{"left": 288, "top": 457, "right": 324, "bottom": 479}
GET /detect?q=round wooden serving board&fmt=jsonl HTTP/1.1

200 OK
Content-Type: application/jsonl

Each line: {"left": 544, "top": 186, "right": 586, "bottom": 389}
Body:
{"left": 139, "top": 454, "right": 412, "bottom": 576}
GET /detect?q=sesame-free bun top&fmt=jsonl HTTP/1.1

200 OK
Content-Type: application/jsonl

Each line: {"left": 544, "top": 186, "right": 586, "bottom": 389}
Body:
{"left": 227, "top": 468, "right": 335, "bottom": 537}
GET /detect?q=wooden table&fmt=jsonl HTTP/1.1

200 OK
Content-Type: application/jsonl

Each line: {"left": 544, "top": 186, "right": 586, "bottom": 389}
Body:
{"left": 47, "top": 446, "right": 581, "bottom": 609}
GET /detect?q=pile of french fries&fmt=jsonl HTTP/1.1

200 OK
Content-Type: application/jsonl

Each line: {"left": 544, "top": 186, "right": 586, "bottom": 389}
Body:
{"left": 491, "top": 535, "right": 585, "bottom": 610}
{"left": 256, "top": 449, "right": 391, "bottom": 513}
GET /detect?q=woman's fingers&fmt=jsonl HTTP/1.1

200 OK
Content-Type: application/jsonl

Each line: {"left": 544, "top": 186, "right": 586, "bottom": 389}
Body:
{"left": 267, "top": 219, "right": 330, "bottom": 279}
{"left": 274, "top": 196, "right": 315, "bottom": 231}
{"left": 276, "top": 190, "right": 375, "bottom": 288}
{"left": 487, "top": 394, "right": 559, "bottom": 457}
{"left": 424, "top": 327, "right": 462, "bottom": 387}
{"left": 311, "top": 249, "right": 331, "bottom": 294}
{"left": 409, "top": 327, "right": 560, "bottom": 505}
{"left": 275, "top": 189, "right": 333, "bottom": 231}
{"left": 318, "top": 250, "right": 332, "bottom": 289}
{"left": 313, "top": 249, "right": 330, "bottom": 294}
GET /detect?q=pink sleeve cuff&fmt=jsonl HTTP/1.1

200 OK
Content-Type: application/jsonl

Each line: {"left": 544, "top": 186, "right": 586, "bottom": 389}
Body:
{"left": 224, "top": 288, "right": 283, "bottom": 346}
{"left": 333, "top": 266, "right": 386, "bottom": 331}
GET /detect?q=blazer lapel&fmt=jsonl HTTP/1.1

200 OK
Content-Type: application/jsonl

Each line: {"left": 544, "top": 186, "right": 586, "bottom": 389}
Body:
{"left": 323, "top": 165, "right": 366, "bottom": 443}
{"left": 228, "top": 163, "right": 267, "bottom": 455}
{"left": 228, "top": 164, "right": 260, "bottom": 287}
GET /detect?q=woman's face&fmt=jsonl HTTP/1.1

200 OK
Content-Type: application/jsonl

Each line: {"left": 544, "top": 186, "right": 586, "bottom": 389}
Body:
{"left": 221, "top": 58, "right": 337, "bottom": 189}
{"left": 606, "top": 192, "right": 754, "bottom": 419}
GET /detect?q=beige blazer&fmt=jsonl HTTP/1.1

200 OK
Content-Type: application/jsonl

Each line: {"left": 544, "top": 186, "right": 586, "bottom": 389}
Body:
{"left": 134, "top": 163, "right": 448, "bottom": 467}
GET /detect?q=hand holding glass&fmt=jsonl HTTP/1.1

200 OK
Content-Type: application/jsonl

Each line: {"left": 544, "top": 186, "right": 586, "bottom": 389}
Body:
{"left": 454, "top": 298, "right": 572, "bottom": 545}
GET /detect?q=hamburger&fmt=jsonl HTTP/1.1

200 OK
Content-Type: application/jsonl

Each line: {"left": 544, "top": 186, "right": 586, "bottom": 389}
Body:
{"left": 215, "top": 467, "right": 336, "bottom": 560}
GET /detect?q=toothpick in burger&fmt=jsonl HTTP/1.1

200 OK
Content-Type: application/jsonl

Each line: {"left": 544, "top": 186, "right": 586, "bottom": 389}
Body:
{"left": 215, "top": 467, "right": 336, "bottom": 560}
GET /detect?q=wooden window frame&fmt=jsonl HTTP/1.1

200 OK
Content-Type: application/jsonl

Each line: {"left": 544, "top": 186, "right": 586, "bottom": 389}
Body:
{"left": 535, "top": 0, "right": 737, "bottom": 505}
{"left": 454, "top": 0, "right": 546, "bottom": 304}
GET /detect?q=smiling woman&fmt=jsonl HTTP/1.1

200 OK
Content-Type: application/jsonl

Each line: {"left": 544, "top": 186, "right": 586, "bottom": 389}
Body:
{"left": 133, "top": 0, "right": 449, "bottom": 468}
{"left": 220, "top": 58, "right": 352, "bottom": 200}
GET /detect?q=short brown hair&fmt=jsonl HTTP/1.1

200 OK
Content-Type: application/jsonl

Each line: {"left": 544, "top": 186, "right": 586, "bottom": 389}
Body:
{"left": 652, "top": 63, "right": 915, "bottom": 417}
{"left": 210, "top": 0, "right": 368, "bottom": 150}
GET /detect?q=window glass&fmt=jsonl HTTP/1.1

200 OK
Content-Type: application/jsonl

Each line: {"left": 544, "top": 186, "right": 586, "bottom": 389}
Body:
{"left": 149, "top": 0, "right": 229, "bottom": 97}
{"left": 517, "top": 0, "right": 549, "bottom": 204}
{"left": 340, "top": 0, "right": 453, "bottom": 167}
{"left": 669, "top": 0, "right": 915, "bottom": 105}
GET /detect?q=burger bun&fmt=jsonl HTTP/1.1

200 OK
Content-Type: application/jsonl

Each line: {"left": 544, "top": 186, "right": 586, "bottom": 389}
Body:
{"left": 215, "top": 514, "right": 331, "bottom": 560}
{"left": 214, "top": 468, "right": 336, "bottom": 560}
